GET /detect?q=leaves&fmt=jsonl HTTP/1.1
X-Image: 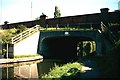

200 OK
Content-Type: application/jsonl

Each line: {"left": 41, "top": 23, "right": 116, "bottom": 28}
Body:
{"left": 41, "top": 62, "right": 82, "bottom": 78}
{"left": 0, "top": 25, "right": 27, "bottom": 43}
{"left": 54, "top": 6, "right": 61, "bottom": 18}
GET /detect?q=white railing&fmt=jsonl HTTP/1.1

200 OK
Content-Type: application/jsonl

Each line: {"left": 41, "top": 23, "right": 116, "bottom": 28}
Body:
{"left": 12, "top": 26, "right": 39, "bottom": 44}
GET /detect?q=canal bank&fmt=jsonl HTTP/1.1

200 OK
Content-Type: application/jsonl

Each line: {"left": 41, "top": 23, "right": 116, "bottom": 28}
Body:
{"left": 0, "top": 55, "right": 43, "bottom": 64}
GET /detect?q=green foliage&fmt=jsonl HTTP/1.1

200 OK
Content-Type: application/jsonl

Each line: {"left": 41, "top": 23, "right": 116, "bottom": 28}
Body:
{"left": 17, "top": 24, "right": 27, "bottom": 33}
{"left": 79, "top": 41, "right": 96, "bottom": 57}
{"left": 14, "top": 54, "right": 41, "bottom": 58}
{"left": 0, "top": 48, "right": 7, "bottom": 56}
{"left": 41, "top": 62, "right": 82, "bottom": 79}
{"left": 39, "top": 27, "right": 94, "bottom": 31}
{"left": 0, "top": 28, "right": 17, "bottom": 43}
{"left": 61, "top": 68, "right": 80, "bottom": 79}
{"left": 0, "top": 50, "right": 2, "bottom": 55}
{"left": 0, "top": 25, "right": 27, "bottom": 43}
{"left": 54, "top": 6, "right": 61, "bottom": 18}
{"left": 2, "top": 49, "right": 7, "bottom": 55}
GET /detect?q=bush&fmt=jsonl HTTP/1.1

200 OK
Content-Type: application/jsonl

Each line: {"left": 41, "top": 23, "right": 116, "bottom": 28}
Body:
{"left": 0, "top": 26, "right": 27, "bottom": 43}
{"left": 0, "top": 28, "right": 18, "bottom": 43}
{"left": 2, "top": 49, "right": 7, "bottom": 55}
{"left": 41, "top": 62, "right": 82, "bottom": 79}
{"left": 17, "top": 25, "right": 27, "bottom": 33}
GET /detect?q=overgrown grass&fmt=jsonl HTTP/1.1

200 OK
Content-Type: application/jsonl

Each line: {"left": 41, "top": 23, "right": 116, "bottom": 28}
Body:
{"left": 41, "top": 62, "right": 82, "bottom": 79}
{"left": 14, "top": 54, "right": 41, "bottom": 58}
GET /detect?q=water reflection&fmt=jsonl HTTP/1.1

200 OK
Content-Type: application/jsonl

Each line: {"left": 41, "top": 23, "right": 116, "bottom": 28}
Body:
{"left": 14, "top": 63, "right": 38, "bottom": 78}
{"left": 0, "top": 59, "right": 69, "bottom": 79}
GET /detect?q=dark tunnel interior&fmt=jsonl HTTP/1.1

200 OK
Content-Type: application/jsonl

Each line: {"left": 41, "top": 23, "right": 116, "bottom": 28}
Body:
{"left": 40, "top": 36, "right": 94, "bottom": 60}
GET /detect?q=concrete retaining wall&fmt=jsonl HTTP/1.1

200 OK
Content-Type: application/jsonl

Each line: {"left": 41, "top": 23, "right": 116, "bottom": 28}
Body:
{"left": 13, "top": 32, "right": 40, "bottom": 56}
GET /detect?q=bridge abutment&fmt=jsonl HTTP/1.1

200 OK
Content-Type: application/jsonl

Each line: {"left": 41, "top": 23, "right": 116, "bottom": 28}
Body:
{"left": 96, "top": 41, "right": 102, "bottom": 56}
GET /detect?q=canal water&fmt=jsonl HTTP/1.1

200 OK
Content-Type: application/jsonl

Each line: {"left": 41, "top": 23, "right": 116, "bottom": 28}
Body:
{"left": 0, "top": 59, "right": 70, "bottom": 79}
{"left": 0, "top": 56, "right": 102, "bottom": 79}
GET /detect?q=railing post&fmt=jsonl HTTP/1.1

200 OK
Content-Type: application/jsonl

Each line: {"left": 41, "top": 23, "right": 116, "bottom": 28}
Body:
{"left": 29, "top": 28, "right": 31, "bottom": 36}
{"left": 36, "top": 26, "right": 38, "bottom": 31}
{"left": 12, "top": 38, "right": 14, "bottom": 44}
{"left": 20, "top": 33, "right": 22, "bottom": 41}
{"left": 6, "top": 43, "right": 8, "bottom": 59}
{"left": 46, "top": 24, "right": 48, "bottom": 30}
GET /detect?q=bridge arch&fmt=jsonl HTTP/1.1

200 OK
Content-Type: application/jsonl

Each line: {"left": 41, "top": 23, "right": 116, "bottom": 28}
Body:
{"left": 37, "top": 30, "right": 102, "bottom": 60}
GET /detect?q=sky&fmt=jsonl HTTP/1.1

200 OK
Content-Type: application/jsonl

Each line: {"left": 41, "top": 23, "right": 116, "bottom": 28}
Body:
{"left": 0, "top": 0, "right": 119, "bottom": 25}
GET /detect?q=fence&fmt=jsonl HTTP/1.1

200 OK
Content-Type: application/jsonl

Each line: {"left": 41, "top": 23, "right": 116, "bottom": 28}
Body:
{"left": 12, "top": 26, "right": 39, "bottom": 44}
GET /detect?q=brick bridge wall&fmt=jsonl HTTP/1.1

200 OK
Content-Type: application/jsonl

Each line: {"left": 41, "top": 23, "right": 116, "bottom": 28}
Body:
{"left": 1, "top": 8, "right": 120, "bottom": 29}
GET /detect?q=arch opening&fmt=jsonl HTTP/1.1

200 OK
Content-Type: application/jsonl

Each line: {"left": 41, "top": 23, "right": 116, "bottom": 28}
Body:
{"left": 40, "top": 36, "right": 96, "bottom": 61}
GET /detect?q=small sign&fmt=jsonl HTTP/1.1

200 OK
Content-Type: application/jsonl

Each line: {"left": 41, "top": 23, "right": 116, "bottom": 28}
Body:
{"left": 65, "top": 32, "right": 69, "bottom": 36}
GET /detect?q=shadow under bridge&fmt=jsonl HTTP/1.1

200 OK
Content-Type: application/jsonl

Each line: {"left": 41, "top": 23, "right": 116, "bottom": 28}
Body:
{"left": 37, "top": 30, "right": 102, "bottom": 60}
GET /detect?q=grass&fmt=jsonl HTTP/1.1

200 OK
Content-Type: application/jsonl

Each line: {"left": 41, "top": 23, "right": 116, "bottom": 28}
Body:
{"left": 39, "top": 27, "right": 95, "bottom": 31}
{"left": 41, "top": 62, "right": 82, "bottom": 79}
{"left": 14, "top": 54, "right": 41, "bottom": 58}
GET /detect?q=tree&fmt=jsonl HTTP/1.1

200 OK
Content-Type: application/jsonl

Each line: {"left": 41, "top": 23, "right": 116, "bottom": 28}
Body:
{"left": 35, "top": 13, "right": 46, "bottom": 20}
{"left": 54, "top": 6, "right": 61, "bottom": 18}
{"left": 17, "top": 24, "right": 27, "bottom": 33}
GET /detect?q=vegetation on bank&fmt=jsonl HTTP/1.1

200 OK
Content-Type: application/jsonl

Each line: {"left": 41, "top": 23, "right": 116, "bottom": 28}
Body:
{"left": 14, "top": 54, "right": 41, "bottom": 58}
{"left": 39, "top": 27, "right": 94, "bottom": 31}
{"left": 40, "top": 62, "right": 82, "bottom": 79}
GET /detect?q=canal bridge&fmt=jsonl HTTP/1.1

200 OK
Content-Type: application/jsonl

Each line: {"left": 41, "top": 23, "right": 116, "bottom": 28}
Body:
{"left": 10, "top": 22, "right": 116, "bottom": 60}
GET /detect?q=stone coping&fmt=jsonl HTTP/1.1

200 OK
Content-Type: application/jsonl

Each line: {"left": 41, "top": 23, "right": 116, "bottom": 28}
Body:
{"left": 0, "top": 56, "right": 43, "bottom": 64}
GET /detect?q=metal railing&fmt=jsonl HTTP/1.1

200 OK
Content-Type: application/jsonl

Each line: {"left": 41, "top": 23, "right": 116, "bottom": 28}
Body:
{"left": 12, "top": 26, "right": 39, "bottom": 44}
{"left": 45, "top": 22, "right": 100, "bottom": 29}
{"left": 101, "top": 22, "right": 117, "bottom": 43}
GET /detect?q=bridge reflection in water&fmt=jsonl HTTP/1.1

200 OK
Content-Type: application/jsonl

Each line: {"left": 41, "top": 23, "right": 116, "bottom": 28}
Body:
{"left": 1, "top": 59, "right": 68, "bottom": 79}
{"left": 14, "top": 62, "right": 39, "bottom": 78}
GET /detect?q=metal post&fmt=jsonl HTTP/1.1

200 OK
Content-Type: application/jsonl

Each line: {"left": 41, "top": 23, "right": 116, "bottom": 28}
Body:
{"left": 6, "top": 43, "right": 8, "bottom": 59}
{"left": 56, "top": 24, "right": 59, "bottom": 30}
{"left": 6, "top": 64, "right": 8, "bottom": 79}
{"left": 20, "top": 33, "right": 22, "bottom": 41}
{"left": 46, "top": 24, "right": 48, "bottom": 30}
{"left": 12, "top": 37, "right": 14, "bottom": 44}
